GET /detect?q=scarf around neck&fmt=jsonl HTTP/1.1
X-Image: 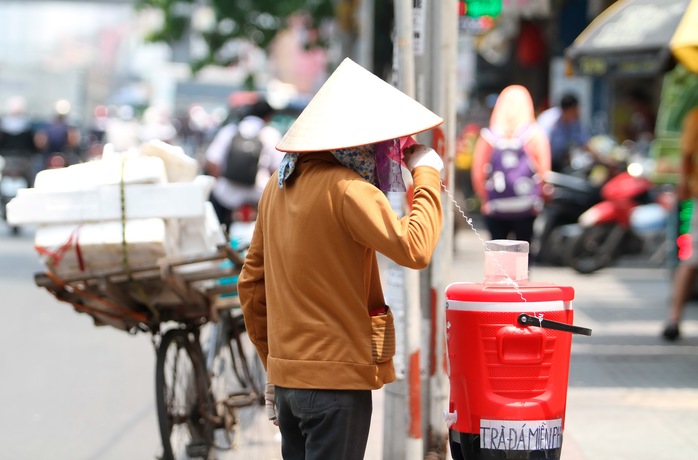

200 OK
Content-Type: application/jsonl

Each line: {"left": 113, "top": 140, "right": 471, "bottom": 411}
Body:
{"left": 277, "top": 139, "right": 407, "bottom": 192}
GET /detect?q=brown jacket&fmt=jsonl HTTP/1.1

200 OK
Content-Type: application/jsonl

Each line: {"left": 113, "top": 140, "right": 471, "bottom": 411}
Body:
{"left": 238, "top": 152, "right": 443, "bottom": 390}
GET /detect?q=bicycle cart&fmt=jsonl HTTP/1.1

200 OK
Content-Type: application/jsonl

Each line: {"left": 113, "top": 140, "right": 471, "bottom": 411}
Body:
{"left": 34, "top": 243, "right": 266, "bottom": 460}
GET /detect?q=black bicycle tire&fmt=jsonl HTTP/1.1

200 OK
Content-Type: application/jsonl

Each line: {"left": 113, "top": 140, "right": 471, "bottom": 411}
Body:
{"left": 155, "top": 328, "right": 215, "bottom": 460}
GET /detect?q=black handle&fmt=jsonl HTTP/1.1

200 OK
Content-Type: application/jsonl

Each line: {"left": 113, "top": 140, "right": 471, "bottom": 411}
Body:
{"left": 518, "top": 313, "right": 592, "bottom": 336}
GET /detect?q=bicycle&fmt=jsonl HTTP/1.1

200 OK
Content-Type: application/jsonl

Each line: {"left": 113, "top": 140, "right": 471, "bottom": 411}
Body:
{"left": 156, "top": 308, "right": 265, "bottom": 459}
{"left": 35, "top": 243, "right": 266, "bottom": 459}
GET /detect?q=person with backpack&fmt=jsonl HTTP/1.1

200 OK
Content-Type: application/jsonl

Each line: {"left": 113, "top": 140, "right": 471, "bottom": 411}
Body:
{"left": 471, "top": 85, "right": 551, "bottom": 249}
{"left": 204, "top": 96, "right": 281, "bottom": 231}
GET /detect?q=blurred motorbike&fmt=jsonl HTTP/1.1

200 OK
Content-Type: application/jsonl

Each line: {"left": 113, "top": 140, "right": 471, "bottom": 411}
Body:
{"left": 532, "top": 135, "right": 627, "bottom": 265}
{"left": 0, "top": 155, "right": 32, "bottom": 235}
{"left": 563, "top": 154, "right": 670, "bottom": 274}
{"left": 532, "top": 171, "right": 602, "bottom": 265}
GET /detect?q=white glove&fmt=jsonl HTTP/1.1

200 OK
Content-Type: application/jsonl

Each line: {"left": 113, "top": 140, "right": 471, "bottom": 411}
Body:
{"left": 265, "top": 382, "right": 278, "bottom": 426}
{"left": 403, "top": 144, "right": 443, "bottom": 173}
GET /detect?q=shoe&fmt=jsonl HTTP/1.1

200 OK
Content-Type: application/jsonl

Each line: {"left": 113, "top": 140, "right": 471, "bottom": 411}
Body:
{"left": 662, "top": 323, "right": 680, "bottom": 341}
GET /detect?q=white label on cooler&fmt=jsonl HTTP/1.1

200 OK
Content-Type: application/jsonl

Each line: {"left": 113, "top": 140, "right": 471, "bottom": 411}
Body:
{"left": 479, "top": 418, "right": 563, "bottom": 451}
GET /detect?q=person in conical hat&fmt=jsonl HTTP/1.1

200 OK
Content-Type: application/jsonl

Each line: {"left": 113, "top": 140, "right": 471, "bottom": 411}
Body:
{"left": 238, "top": 58, "right": 444, "bottom": 459}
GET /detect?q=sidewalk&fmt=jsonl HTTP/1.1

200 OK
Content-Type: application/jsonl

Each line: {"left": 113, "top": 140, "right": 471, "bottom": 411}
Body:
{"left": 452, "top": 225, "right": 698, "bottom": 460}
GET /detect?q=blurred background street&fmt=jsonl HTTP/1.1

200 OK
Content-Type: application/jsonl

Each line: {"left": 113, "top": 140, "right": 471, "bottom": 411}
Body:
{"left": 2, "top": 0, "right": 698, "bottom": 459}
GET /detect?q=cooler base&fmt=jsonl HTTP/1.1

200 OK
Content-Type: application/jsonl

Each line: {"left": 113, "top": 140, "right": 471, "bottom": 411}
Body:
{"left": 450, "top": 431, "right": 562, "bottom": 460}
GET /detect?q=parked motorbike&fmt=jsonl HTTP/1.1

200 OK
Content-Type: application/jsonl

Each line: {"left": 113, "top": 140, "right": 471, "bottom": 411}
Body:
{"left": 532, "top": 135, "right": 626, "bottom": 265}
{"left": 532, "top": 169, "right": 603, "bottom": 265}
{"left": 0, "top": 155, "right": 32, "bottom": 235}
{"left": 564, "top": 163, "right": 670, "bottom": 274}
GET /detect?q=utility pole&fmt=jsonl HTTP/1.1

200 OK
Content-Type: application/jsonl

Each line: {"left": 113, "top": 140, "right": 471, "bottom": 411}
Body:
{"left": 383, "top": 2, "right": 422, "bottom": 459}
{"left": 411, "top": 1, "right": 458, "bottom": 457}
{"left": 384, "top": 1, "right": 458, "bottom": 459}
{"left": 356, "top": 0, "right": 375, "bottom": 71}
{"left": 412, "top": 0, "right": 437, "bottom": 457}
{"left": 424, "top": 1, "right": 458, "bottom": 457}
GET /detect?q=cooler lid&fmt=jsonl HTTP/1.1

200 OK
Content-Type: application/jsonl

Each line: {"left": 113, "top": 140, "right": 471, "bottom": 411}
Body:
{"left": 445, "top": 281, "right": 575, "bottom": 303}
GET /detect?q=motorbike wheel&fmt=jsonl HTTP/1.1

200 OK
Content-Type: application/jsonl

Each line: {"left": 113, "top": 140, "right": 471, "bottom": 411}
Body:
{"left": 533, "top": 210, "right": 568, "bottom": 266}
{"left": 565, "top": 223, "right": 619, "bottom": 274}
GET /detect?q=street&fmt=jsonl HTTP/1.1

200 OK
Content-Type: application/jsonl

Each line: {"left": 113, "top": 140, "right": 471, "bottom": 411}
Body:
{"left": 0, "top": 223, "right": 160, "bottom": 458}
{"left": 0, "top": 222, "right": 279, "bottom": 460}
{"left": 1, "top": 220, "right": 697, "bottom": 459}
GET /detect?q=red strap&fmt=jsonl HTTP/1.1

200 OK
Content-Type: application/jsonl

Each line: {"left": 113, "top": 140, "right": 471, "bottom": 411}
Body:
{"left": 35, "top": 226, "right": 84, "bottom": 271}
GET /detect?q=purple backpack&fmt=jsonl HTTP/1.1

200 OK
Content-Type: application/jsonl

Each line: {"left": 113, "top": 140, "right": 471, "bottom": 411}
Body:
{"left": 481, "top": 125, "right": 543, "bottom": 218}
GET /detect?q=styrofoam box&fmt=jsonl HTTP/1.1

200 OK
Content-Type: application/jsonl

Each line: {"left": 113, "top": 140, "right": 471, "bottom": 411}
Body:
{"left": 33, "top": 155, "right": 166, "bottom": 190}
{"left": 174, "top": 202, "right": 228, "bottom": 276}
{"left": 7, "top": 180, "right": 211, "bottom": 225}
{"left": 35, "top": 218, "right": 176, "bottom": 279}
{"left": 140, "top": 139, "right": 200, "bottom": 183}
{"left": 177, "top": 202, "right": 227, "bottom": 257}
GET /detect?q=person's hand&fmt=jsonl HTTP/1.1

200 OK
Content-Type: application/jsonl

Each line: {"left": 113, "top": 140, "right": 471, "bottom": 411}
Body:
{"left": 265, "top": 382, "right": 278, "bottom": 426}
{"left": 403, "top": 144, "right": 443, "bottom": 173}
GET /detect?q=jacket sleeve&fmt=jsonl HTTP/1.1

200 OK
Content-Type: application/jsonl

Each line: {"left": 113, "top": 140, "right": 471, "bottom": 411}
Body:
{"left": 342, "top": 166, "right": 443, "bottom": 269}
{"left": 237, "top": 211, "right": 269, "bottom": 369}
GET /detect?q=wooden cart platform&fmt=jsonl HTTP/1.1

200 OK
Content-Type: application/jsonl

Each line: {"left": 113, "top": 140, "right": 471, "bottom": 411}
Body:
{"left": 34, "top": 244, "right": 246, "bottom": 333}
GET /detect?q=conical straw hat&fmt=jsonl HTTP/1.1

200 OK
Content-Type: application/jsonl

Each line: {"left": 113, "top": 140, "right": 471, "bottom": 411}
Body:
{"left": 276, "top": 58, "right": 443, "bottom": 152}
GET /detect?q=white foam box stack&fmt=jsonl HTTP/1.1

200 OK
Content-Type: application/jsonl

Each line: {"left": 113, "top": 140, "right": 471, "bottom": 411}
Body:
{"left": 171, "top": 202, "right": 228, "bottom": 278}
{"left": 7, "top": 147, "right": 222, "bottom": 280}
{"left": 177, "top": 202, "right": 227, "bottom": 257}
{"left": 139, "top": 139, "right": 200, "bottom": 183}
{"left": 32, "top": 155, "right": 167, "bottom": 190}
{"left": 7, "top": 181, "right": 209, "bottom": 225}
{"left": 34, "top": 218, "right": 175, "bottom": 279}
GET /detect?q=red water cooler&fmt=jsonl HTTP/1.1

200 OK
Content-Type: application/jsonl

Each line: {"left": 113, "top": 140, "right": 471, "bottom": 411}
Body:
{"left": 445, "top": 240, "right": 590, "bottom": 460}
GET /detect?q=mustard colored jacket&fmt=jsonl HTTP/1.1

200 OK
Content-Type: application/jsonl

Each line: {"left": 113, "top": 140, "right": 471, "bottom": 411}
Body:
{"left": 238, "top": 152, "right": 443, "bottom": 390}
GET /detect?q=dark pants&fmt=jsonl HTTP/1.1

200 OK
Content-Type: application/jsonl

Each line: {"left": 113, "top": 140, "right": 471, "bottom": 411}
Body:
{"left": 209, "top": 193, "right": 232, "bottom": 233}
{"left": 275, "top": 386, "right": 372, "bottom": 460}
{"left": 484, "top": 215, "right": 536, "bottom": 242}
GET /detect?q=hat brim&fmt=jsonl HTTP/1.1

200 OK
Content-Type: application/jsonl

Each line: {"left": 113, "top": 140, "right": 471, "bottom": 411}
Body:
{"left": 276, "top": 58, "right": 443, "bottom": 153}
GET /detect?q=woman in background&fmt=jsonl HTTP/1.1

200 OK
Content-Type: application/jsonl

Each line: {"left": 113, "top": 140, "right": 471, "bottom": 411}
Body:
{"left": 471, "top": 84, "right": 551, "bottom": 249}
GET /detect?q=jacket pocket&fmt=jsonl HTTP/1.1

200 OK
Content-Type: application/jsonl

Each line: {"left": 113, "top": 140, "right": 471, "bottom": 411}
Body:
{"left": 371, "top": 307, "right": 396, "bottom": 363}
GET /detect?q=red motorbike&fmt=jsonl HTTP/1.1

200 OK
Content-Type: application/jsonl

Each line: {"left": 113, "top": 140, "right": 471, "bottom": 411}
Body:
{"left": 564, "top": 169, "right": 670, "bottom": 274}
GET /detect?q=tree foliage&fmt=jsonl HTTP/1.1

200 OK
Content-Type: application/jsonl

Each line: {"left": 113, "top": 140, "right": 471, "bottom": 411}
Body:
{"left": 135, "top": 0, "right": 336, "bottom": 73}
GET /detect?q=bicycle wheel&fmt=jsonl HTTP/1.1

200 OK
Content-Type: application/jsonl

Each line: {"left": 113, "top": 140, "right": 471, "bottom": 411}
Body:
{"left": 203, "top": 312, "right": 265, "bottom": 450}
{"left": 155, "top": 329, "right": 215, "bottom": 460}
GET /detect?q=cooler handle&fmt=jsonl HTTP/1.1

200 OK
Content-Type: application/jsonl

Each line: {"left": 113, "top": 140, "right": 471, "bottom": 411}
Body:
{"left": 518, "top": 313, "right": 592, "bottom": 336}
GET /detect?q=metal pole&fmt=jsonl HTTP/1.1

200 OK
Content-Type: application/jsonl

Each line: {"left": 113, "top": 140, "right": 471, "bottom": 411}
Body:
{"left": 383, "top": 2, "right": 422, "bottom": 459}
{"left": 357, "top": 0, "right": 375, "bottom": 71}
{"left": 425, "top": 1, "right": 458, "bottom": 457}
{"left": 412, "top": 1, "right": 434, "bottom": 456}
{"left": 394, "top": 0, "right": 416, "bottom": 97}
